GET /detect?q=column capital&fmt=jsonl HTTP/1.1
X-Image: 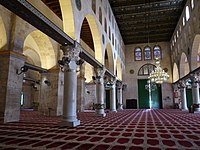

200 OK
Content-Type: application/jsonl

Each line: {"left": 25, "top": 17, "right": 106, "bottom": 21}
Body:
{"left": 59, "top": 43, "right": 82, "bottom": 71}
{"left": 110, "top": 76, "right": 117, "bottom": 86}
{"left": 117, "top": 82, "right": 123, "bottom": 89}
{"left": 190, "top": 73, "right": 199, "bottom": 83}
{"left": 178, "top": 80, "right": 186, "bottom": 88}
{"left": 60, "top": 44, "right": 81, "bottom": 62}
{"left": 94, "top": 66, "right": 106, "bottom": 83}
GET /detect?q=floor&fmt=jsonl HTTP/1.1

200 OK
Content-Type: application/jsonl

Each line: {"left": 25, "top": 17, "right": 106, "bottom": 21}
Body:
{"left": 0, "top": 109, "right": 200, "bottom": 150}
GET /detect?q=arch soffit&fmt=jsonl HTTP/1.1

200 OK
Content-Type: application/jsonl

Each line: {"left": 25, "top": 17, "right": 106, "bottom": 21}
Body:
{"left": 116, "top": 57, "right": 122, "bottom": 80}
{"left": 23, "top": 48, "right": 41, "bottom": 67}
{"left": 105, "top": 42, "right": 114, "bottom": 73}
{"left": 0, "top": 16, "right": 7, "bottom": 50}
{"left": 59, "top": 0, "right": 75, "bottom": 39}
{"left": 179, "top": 52, "right": 190, "bottom": 77}
{"left": 173, "top": 62, "right": 179, "bottom": 82}
{"left": 24, "top": 30, "right": 56, "bottom": 69}
{"left": 191, "top": 34, "right": 200, "bottom": 70}
{"left": 79, "top": 14, "right": 103, "bottom": 64}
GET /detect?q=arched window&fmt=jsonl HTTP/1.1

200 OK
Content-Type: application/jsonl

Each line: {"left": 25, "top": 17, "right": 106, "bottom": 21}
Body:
{"left": 134, "top": 47, "right": 142, "bottom": 61}
{"left": 191, "top": 0, "right": 194, "bottom": 9}
{"left": 186, "top": 6, "right": 190, "bottom": 21}
{"left": 153, "top": 46, "right": 161, "bottom": 59}
{"left": 112, "top": 33, "right": 114, "bottom": 45}
{"left": 104, "top": 18, "right": 107, "bottom": 33}
{"left": 99, "top": 7, "right": 102, "bottom": 24}
{"left": 183, "top": 17, "right": 185, "bottom": 26}
{"left": 144, "top": 46, "right": 151, "bottom": 60}
{"left": 138, "top": 64, "right": 156, "bottom": 76}
{"left": 108, "top": 27, "right": 111, "bottom": 40}
{"left": 92, "top": 0, "right": 96, "bottom": 13}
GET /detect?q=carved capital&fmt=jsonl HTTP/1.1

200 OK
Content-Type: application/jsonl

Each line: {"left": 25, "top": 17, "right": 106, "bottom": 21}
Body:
{"left": 190, "top": 73, "right": 199, "bottom": 83}
{"left": 60, "top": 44, "right": 81, "bottom": 62}
{"left": 94, "top": 66, "right": 106, "bottom": 83}
{"left": 59, "top": 43, "right": 82, "bottom": 71}
{"left": 117, "top": 82, "right": 123, "bottom": 89}
{"left": 178, "top": 80, "right": 186, "bottom": 88}
{"left": 110, "top": 77, "right": 117, "bottom": 88}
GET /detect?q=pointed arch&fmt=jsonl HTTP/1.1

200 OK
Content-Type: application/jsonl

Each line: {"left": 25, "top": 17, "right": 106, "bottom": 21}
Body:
{"left": 104, "top": 43, "right": 114, "bottom": 73}
{"left": 85, "top": 62, "right": 94, "bottom": 83}
{"left": 191, "top": 34, "right": 200, "bottom": 70}
{"left": 59, "top": 0, "right": 75, "bottom": 39}
{"left": 173, "top": 63, "right": 179, "bottom": 83}
{"left": 23, "top": 30, "right": 56, "bottom": 69}
{"left": 80, "top": 15, "right": 103, "bottom": 63}
{"left": 0, "top": 16, "right": 7, "bottom": 50}
{"left": 116, "top": 57, "right": 122, "bottom": 80}
{"left": 179, "top": 52, "right": 190, "bottom": 78}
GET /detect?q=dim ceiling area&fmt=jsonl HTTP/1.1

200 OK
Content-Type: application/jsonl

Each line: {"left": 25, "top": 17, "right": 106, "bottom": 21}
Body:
{"left": 41, "top": 0, "right": 187, "bottom": 45}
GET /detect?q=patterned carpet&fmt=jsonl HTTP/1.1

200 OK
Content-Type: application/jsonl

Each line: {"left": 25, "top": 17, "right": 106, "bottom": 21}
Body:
{"left": 0, "top": 109, "right": 200, "bottom": 150}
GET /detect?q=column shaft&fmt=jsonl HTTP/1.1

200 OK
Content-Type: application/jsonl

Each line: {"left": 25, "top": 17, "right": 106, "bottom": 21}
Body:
{"left": 118, "top": 87, "right": 123, "bottom": 110}
{"left": 110, "top": 85, "right": 117, "bottom": 112}
{"left": 192, "top": 83, "right": 200, "bottom": 112}
{"left": 180, "top": 87, "right": 188, "bottom": 111}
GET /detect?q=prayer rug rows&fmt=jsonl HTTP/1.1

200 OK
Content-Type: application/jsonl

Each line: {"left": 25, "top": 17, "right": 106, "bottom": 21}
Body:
{"left": 0, "top": 109, "right": 200, "bottom": 150}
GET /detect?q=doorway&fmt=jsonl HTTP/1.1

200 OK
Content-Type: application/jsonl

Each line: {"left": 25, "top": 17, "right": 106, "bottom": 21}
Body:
{"left": 138, "top": 79, "right": 162, "bottom": 109}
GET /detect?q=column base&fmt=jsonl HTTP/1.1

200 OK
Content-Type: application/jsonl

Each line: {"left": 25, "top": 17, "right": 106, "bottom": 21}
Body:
{"left": 194, "top": 108, "right": 200, "bottom": 112}
{"left": 110, "top": 109, "right": 117, "bottom": 112}
{"left": 117, "top": 108, "right": 123, "bottom": 111}
{"left": 181, "top": 109, "right": 188, "bottom": 111}
{"left": 95, "top": 108, "right": 106, "bottom": 117}
{"left": 59, "top": 119, "right": 80, "bottom": 127}
{"left": 193, "top": 104, "right": 200, "bottom": 112}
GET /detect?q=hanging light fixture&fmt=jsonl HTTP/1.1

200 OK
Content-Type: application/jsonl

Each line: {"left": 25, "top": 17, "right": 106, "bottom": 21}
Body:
{"left": 146, "top": 0, "right": 169, "bottom": 84}
{"left": 148, "top": 57, "right": 169, "bottom": 84}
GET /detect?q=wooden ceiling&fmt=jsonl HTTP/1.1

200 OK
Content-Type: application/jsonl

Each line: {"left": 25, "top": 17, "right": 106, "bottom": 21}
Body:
{"left": 41, "top": 0, "right": 187, "bottom": 45}
{"left": 109, "top": 0, "right": 187, "bottom": 44}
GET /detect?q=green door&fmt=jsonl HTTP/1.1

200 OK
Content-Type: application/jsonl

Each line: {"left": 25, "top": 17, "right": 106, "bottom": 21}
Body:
{"left": 138, "top": 79, "right": 162, "bottom": 109}
{"left": 138, "top": 79, "right": 150, "bottom": 109}
{"left": 151, "top": 84, "right": 162, "bottom": 109}
{"left": 105, "top": 89, "right": 110, "bottom": 109}
{"left": 186, "top": 88, "right": 193, "bottom": 108}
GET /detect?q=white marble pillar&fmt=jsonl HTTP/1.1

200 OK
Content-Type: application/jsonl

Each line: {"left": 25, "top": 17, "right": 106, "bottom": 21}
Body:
{"left": 191, "top": 74, "right": 200, "bottom": 112}
{"left": 110, "top": 77, "right": 117, "bottom": 112}
{"left": 94, "top": 67, "right": 106, "bottom": 117}
{"left": 179, "top": 80, "right": 188, "bottom": 111}
{"left": 117, "top": 82, "right": 123, "bottom": 110}
{"left": 59, "top": 44, "right": 81, "bottom": 127}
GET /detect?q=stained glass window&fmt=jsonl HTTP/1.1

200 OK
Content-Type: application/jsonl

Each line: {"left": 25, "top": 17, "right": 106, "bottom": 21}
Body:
{"left": 144, "top": 46, "right": 151, "bottom": 60}
{"left": 134, "top": 47, "right": 142, "bottom": 61}
{"left": 153, "top": 46, "right": 161, "bottom": 60}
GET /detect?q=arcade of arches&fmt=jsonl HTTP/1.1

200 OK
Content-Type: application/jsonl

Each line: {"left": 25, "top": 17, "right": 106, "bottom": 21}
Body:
{"left": 0, "top": 0, "right": 200, "bottom": 131}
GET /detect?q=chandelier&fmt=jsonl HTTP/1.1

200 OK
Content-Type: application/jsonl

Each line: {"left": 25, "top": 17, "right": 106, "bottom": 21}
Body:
{"left": 148, "top": 57, "right": 169, "bottom": 84}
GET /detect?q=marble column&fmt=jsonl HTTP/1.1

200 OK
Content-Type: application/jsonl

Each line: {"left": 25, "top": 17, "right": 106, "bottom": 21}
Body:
{"left": 94, "top": 67, "right": 106, "bottom": 117}
{"left": 110, "top": 77, "right": 117, "bottom": 112}
{"left": 191, "top": 74, "right": 200, "bottom": 112}
{"left": 179, "top": 80, "right": 188, "bottom": 111}
{"left": 117, "top": 82, "right": 123, "bottom": 110}
{"left": 0, "top": 50, "right": 26, "bottom": 123}
{"left": 59, "top": 44, "right": 81, "bottom": 127}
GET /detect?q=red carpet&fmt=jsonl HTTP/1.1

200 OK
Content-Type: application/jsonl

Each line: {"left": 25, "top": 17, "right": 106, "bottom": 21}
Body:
{"left": 0, "top": 109, "right": 200, "bottom": 149}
